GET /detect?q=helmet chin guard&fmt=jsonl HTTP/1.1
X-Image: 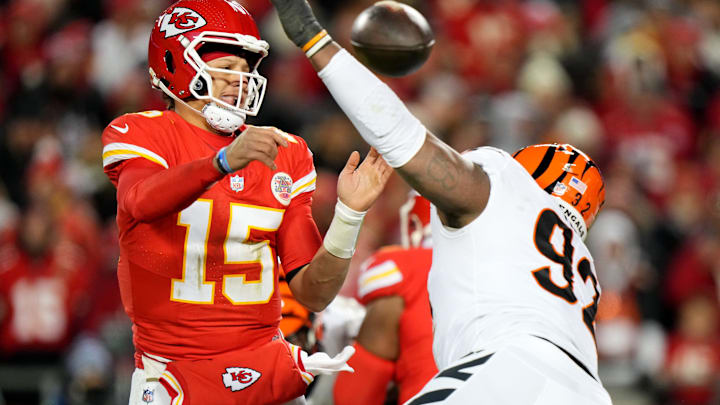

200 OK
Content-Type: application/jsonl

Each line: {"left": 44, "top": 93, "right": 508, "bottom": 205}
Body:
{"left": 202, "top": 102, "right": 246, "bottom": 133}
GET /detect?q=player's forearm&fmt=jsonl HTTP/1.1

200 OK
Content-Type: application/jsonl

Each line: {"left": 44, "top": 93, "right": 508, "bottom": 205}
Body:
{"left": 293, "top": 248, "right": 351, "bottom": 312}
{"left": 289, "top": 198, "right": 366, "bottom": 311}
{"left": 120, "top": 156, "right": 224, "bottom": 222}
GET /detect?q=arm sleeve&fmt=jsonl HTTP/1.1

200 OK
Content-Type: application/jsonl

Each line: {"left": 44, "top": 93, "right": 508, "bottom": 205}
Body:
{"left": 276, "top": 136, "right": 322, "bottom": 274}
{"left": 334, "top": 343, "right": 395, "bottom": 405}
{"left": 115, "top": 156, "right": 224, "bottom": 222}
{"left": 275, "top": 191, "right": 322, "bottom": 275}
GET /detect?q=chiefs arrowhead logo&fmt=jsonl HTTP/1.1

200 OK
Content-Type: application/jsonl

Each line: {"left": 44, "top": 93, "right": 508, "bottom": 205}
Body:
{"left": 222, "top": 367, "right": 261, "bottom": 392}
{"left": 159, "top": 7, "right": 206, "bottom": 38}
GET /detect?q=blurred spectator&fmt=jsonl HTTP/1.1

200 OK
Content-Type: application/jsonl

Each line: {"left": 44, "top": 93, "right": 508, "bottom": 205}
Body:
{"left": 89, "top": 0, "right": 161, "bottom": 97}
{"left": 589, "top": 209, "right": 666, "bottom": 403}
{"left": 599, "top": 22, "right": 696, "bottom": 205}
{"left": 660, "top": 292, "right": 720, "bottom": 405}
{"left": 664, "top": 229, "right": 720, "bottom": 310}
{"left": 1, "top": 0, "right": 50, "bottom": 98}
{"left": 0, "top": 203, "right": 92, "bottom": 355}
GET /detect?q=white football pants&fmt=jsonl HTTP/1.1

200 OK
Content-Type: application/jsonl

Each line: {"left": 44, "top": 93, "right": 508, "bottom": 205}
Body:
{"left": 404, "top": 335, "right": 613, "bottom": 405}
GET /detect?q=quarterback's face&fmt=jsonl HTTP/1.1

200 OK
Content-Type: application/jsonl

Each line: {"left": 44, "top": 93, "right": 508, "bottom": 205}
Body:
{"left": 206, "top": 55, "right": 251, "bottom": 107}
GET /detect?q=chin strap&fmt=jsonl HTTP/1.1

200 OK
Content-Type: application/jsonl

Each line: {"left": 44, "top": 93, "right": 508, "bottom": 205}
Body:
{"left": 202, "top": 102, "right": 246, "bottom": 133}
{"left": 153, "top": 75, "right": 245, "bottom": 134}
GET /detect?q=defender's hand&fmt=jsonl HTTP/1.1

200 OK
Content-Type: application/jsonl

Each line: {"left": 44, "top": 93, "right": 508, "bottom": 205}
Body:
{"left": 269, "top": 0, "right": 324, "bottom": 48}
{"left": 337, "top": 148, "right": 392, "bottom": 212}
{"left": 225, "top": 125, "right": 289, "bottom": 171}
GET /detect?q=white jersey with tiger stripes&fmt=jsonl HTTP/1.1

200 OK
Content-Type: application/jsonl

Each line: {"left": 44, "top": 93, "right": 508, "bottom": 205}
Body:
{"left": 427, "top": 147, "right": 601, "bottom": 378}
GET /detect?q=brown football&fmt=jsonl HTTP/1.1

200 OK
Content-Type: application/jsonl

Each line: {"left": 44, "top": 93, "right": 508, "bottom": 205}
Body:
{"left": 350, "top": 1, "right": 434, "bottom": 77}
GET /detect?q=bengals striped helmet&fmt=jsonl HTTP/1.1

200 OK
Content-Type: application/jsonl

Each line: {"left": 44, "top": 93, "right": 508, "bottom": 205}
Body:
{"left": 513, "top": 143, "right": 605, "bottom": 240}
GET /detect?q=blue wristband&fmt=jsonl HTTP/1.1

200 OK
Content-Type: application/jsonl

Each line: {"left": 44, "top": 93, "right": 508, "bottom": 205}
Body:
{"left": 216, "top": 147, "right": 233, "bottom": 174}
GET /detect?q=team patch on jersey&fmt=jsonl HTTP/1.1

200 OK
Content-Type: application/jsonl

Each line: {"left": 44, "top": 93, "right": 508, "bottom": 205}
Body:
{"left": 230, "top": 174, "right": 244, "bottom": 192}
{"left": 271, "top": 172, "right": 293, "bottom": 206}
{"left": 159, "top": 7, "right": 207, "bottom": 38}
{"left": 142, "top": 388, "right": 154, "bottom": 403}
{"left": 222, "top": 367, "right": 262, "bottom": 392}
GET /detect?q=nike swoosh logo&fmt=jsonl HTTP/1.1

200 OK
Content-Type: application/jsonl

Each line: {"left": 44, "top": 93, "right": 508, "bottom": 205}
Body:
{"left": 110, "top": 124, "right": 129, "bottom": 134}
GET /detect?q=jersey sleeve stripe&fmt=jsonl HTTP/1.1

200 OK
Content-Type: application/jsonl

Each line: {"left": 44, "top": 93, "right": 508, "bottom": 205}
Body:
{"left": 291, "top": 170, "right": 317, "bottom": 197}
{"left": 282, "top": 133, "right": 299, "bottom": 144}
{"left": 357, "top": 260, "right": 403, "bottom": 298}
{"left": 102, "top": 142, "right": 169, "bottom": 169}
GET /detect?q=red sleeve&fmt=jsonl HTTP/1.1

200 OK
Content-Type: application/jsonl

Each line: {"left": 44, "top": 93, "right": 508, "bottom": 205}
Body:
{"left": 276, "top": 191, "right": 322, "bottom": 275}
{"left": 275, "top": 135, "right": 322, "bottom": 274}
{"left": 334, "top": 343, "right": 394, "bottom": 405}
{"left": 116, "top": 156, "right": 224, "bottom": 222}
{"left": 356, "top": 249, "right": 405, "bottom": 305}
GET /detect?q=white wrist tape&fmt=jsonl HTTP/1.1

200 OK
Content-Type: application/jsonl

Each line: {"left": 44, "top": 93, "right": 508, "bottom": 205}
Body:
{"left": 317, "top": 49, "right": 427, "bottom": 168}
{"left": 323, "top": 199, "right": 366, "bottom": 259}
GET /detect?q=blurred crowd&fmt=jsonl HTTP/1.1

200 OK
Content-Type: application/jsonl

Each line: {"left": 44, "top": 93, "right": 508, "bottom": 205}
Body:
{"left": 1, "top": 0, "right": 720, "bottom": 404}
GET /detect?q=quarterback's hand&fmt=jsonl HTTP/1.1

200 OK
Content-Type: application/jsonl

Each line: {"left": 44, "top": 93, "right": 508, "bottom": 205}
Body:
{"left": 225, "top": 125, "right": 289, "bottom": 171}
{"left": 301, "top": 345, "right": 355, "bottom": 376}
{"left": 337, "top": 148, "right": 392, "bottom": 212}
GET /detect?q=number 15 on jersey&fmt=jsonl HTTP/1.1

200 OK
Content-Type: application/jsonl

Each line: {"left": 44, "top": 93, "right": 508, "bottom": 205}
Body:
{"left": 172, "top": 199, "right": 283, "bottom": 305}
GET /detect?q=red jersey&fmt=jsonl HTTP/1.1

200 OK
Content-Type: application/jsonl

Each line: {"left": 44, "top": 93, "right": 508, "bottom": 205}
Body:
{"left": 0, "top": 240, "right": 92, "bottom": 355}
{"left": 356, "top": 246, "right": 437, "bottom": 404}
{"left": 101, "top": 110, "right": 322, "bottom": 365}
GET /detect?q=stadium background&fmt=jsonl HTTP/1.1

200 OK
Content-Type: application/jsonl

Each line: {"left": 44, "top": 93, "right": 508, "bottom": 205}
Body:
{"left": 1, "top": 0, "right": 720, "bottom": 404}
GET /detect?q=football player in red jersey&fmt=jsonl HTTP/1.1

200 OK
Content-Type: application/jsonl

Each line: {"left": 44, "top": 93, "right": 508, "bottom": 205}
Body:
{"left": 100, "top": 1, "right": 391, "bottom": 404}
{"left": 334, "top": 193, "right": 437, "bottom": 405}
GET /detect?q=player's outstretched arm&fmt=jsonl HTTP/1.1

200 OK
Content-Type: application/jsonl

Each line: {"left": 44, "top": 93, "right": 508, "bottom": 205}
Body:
{"left": 269, "top": 0, "right": 489, "bottom": 228}
{"left": 289, "top": 149, "right": 392, "bottom": 311}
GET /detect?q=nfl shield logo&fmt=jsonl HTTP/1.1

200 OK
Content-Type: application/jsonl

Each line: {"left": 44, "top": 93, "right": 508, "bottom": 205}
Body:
{"left": 230, "top": 175, "right": 244, "bottom": 192}
{"left": 142, "top": 389, "right": 154, "bottom": 403}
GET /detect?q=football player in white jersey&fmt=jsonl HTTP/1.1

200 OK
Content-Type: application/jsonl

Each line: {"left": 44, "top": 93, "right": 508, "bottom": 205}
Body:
{"left": 270, "top": 1, "right": 613, "bottom": 404}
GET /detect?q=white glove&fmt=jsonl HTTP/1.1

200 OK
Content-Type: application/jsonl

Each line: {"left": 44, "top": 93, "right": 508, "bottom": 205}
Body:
{"left": 301, "top": 345, "right": 355, "bottom": 375}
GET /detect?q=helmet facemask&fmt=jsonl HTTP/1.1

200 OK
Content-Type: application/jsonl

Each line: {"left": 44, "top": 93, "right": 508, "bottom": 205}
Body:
{"left": 156, "top": 30, "right": 269, "bottom": 133}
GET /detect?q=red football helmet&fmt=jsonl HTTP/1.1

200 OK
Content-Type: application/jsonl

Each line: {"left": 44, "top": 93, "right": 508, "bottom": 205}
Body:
{"left": 148, "top": 0, "right": 269, "bottom": 117}
{"left": 399, "top": 191, "right": 431, "bottom": 248}
{"left": 513, "top": 143, "right": 605, "bottom": 240}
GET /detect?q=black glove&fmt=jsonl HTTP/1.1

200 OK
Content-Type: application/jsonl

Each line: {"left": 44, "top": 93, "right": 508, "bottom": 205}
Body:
{"left": 270, "top": 0, "right": 325, "bottom": 48}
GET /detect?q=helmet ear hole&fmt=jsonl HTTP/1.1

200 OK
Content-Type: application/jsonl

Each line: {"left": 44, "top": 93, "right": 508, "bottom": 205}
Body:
{"left": 164, "top": 50, "right": 175, "bottom": 74}
{"left": 192, "top": 76, "right": 208, "bottom": 95}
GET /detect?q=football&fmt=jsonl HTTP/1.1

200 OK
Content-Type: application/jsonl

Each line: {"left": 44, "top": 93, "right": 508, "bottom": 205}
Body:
{"left": 350, "top": 1, "right": 434, "bottom": 77}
